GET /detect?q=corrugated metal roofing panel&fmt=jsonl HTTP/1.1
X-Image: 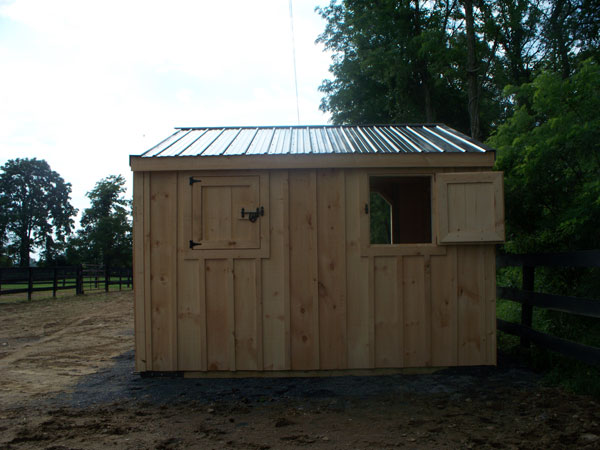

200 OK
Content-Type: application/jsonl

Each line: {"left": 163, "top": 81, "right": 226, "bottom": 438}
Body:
{"left": 142, "top": 129, "right": 188, "bottom": 157}
{"left": 246, "top": 128, "right": 275, "bottom": 155}
{"left": 157, "top": 129, "right": 202, "bottom": 157}
{"left": 324, "top": 127, "right": 345, "bottom": 153}
{"left": 200, "top": 129, "right": 240, "bottom": 156}
{"left": 389, "top": 127, "right": 423, "bottom": 153}
{"left": 434, "top": 125, "right": 486, "bottom": 152}
{"left": 420, "top": 127, "right": 464, "bottom": 152}
{"left": 406, "top": 126, "right": 444, "bottom": 152}
{"left": 270, "top": 128, "right": 291, "bottom": 154}
{"left": 223, "top": 128, "right": 258, "bottom": 155}
{"left": 180, "top": 128, "right": 223, "bottom": 156}
{"left": 140, "top": 125, "right": 491, "bottom": 157}
{"left": 376, "top": 126, "right": 413, "bottom": 153}
{"left": 295, "top": 127, "right": 313, "bottom": 154}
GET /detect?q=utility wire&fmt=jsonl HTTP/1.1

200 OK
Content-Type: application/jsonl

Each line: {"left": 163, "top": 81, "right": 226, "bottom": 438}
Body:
{"left": 288, "top": 0, "right": 300, "bottom": 125}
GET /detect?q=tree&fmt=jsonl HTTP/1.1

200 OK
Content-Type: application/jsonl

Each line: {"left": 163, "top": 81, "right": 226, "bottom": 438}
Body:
{"left": 67, "top": 175, "right": 132, "bottom": 267}
{"left": 0, "top": 158, "right": 76, "bottom": 267}
{"left": 315, "top": 1, "right": 600, "bottom": 139}
{"left": 541, "top": 0, "right": 600, "bottom": 78}
{"left": 488, "top": 59, "right": 600, "bottom": 252}
{"left": 315, "top": 0, "right": 504, "bottom": 137}
{"left": 463, "top": 0, "right": 481, "bottom": 139}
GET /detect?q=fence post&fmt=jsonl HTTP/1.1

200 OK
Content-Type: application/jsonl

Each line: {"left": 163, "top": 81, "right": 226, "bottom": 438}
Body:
{"left": 521, "top": 265, "right": 535, "bottom": 347}
{"left": 52, "top": 267, "right": 58, "bottom": 298}
{"left": 27, "top": 267, "right": 33, "bottom": 301}
{"left": 76, "top": 265, "right": 83, "bottom": 295}
{"left": 105, "top": 265, "right": 110, "bottom": 292}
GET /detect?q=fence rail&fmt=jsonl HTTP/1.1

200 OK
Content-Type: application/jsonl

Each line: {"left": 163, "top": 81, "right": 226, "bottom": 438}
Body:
{"left": 496, "top": 250, "right": 600, "bottom": 366}
{"left": 0, "top": 265, "right": 132, "bottom": 300}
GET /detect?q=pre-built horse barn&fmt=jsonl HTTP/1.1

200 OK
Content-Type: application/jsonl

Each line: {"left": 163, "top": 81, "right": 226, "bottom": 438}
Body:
{"left": 130, "top": 124, "right": 505, "bottom": 376}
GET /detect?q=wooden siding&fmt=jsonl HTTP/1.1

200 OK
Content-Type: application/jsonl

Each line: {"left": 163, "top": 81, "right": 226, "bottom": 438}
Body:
{"left": 133, "top": 168, "right": 499, "bottom": 372}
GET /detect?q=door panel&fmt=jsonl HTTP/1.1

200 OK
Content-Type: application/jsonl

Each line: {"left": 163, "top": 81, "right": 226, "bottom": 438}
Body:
{"left": 191, "top": 176, "right": 261, "bottom": 249}
{"left": 437, "top": 172, "right": 504, "bottom": 244}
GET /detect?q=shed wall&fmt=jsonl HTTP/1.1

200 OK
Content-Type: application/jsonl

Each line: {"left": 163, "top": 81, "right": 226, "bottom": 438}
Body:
{"left": 133, "top": 167, "right": 497, "bottom": 373}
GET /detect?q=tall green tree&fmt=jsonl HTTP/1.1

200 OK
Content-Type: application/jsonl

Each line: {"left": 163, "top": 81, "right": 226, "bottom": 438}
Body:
{"left": 489, "top": 59, "right": 600, "bottom": 252}
{"left": 67, "top": 175, "right": 132, "bottom": 267}
{"left": 0, "top": 158, "right": 76, "bottom": 267}
{"left": 316, "top": 1, "right": 600, "bottom": 138}
{"left": 316, "top": 0, "right": 504, "bottom": 137}
{"left": 541, "top": 0, "right": 600, "bottom": 78}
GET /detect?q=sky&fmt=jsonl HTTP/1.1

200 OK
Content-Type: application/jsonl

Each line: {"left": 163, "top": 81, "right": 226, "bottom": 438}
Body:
{"left": 0, "top": 0, "right": 332, "bottom": 220}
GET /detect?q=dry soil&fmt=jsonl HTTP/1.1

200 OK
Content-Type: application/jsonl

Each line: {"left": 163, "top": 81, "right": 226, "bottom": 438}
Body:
{"left": 0, "top": 291, "right": 599, "bottom": 449}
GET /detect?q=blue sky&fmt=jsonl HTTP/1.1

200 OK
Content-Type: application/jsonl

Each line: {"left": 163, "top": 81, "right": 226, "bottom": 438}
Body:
{"left": 0, "top": 0, "right": 331, "bottom": 217}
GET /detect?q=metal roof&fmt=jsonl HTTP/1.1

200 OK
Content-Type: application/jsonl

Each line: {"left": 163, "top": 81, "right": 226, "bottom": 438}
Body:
{"left": 139, "top": 124, "right": 491, "bottom": 158}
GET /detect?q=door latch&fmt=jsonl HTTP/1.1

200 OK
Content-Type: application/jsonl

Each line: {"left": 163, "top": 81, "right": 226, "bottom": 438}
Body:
{"left": 241, "top": 206, "right": 264, "bottom": 222}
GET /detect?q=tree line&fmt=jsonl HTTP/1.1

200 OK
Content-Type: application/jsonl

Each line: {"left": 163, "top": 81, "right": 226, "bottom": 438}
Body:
{"left": 0, "top": 158, "right": 132, "bottom": 268}
{"left": 317, "top": 0, "right": 600, "bottom": 253}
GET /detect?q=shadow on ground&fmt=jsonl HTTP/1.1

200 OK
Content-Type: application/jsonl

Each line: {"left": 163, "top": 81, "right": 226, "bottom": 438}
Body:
{"left": 59, "top": 350, "right": 541, "bottom": 409}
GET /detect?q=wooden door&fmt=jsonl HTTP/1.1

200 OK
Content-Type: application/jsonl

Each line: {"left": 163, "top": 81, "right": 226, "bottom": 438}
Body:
{"left": 190, "top": 176, "right": 261, "bottom": 249}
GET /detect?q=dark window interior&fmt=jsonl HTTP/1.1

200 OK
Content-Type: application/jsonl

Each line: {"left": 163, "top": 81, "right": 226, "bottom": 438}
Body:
{"left": 369, "top": 176, "right": 432, "bottom": 244}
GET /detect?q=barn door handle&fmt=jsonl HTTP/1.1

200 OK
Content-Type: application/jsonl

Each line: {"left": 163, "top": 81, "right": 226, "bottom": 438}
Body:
{"left": 241, "top": 206, "right": 264, "bottom": 222}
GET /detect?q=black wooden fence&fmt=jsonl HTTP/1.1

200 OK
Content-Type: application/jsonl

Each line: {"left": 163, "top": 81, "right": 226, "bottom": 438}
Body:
{"left": 496, "top": 250, "right": 600, "bottom": 366}
{"left": 0, "top": 265, "right": 133, "bottom": 300}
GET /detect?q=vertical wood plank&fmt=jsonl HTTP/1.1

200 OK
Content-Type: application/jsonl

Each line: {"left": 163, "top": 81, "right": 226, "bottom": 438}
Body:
{"left": 255, "top": 258, "right": 264, "bottom": 370}
{"left": 317, "top": 169, "right": 347, "bottom": 369}
{"left": 199, "top": 259, "right": 207, "bottom": 371}
{"left": 289, "top": 170, "right": 319, "bottom": 370}
{"left": 177, "top": 260, "right": 203, "bottom": 370}
{"left": 403, "top": 255, "right": 429, "bottom": 367}
{"left": 133, "top": 171, "right": 146, "bottom": 371}
{"left": 447, "top": 183, "right": 466, "bottom": 235}
{"left": 203, "top": 186, "right": 232, "bottom": 242}
{"left": 430, "top": 247, "right": 458, "bottom": 366}
{"left": 374, "top": 256, "right": 402, "bottom": 367}
{"left": 484, "top": 246, "right": 497, "bottom": 364}
{"left": 143, "top": 173, "right": 152, "bottom": 370}
{"left": 234, "top": 259, "right": 259, "bottom": 370}
{"left": 231, "top": 180, "right": 260, "bottom": 244}
{"left": 227, "top": 258, "right": 235, "bottom": 371}
{"left": 171, "top": 176, "right": 179, "bottom": 369}
{"left": 345, "top": 170, "right": 370, "bottom": 368}
{"left": 424, "top": 255, "right": 432, "bottom": 365}
{"left": 150, "top": 172, "right": 178, "bottom": 371}
{"left": 457, "top": 246, "right": 486, "bottom": 365}
{"left": 262, "top": 171, "right": 291, "bottom": 370}
{"left": 177, "top": 172, "right": 202, "bottom": 370}
{"left": 205, "top": 259, "right": 231, "bottom": 370}
{"left": 368, "top": 256, "right": 376, "bottom": 368}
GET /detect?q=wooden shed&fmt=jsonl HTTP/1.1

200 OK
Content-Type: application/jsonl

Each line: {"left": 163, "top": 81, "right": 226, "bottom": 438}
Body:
{"left": 130, "top": 124, "right": 505, "bottom": 375}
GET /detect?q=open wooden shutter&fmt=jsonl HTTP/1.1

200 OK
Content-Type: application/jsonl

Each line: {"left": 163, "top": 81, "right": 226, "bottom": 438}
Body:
{"left": 191, "top": 176, "right": 261, "bottom": 249}
{"left": 436, "top": 172, "right": 504, "bottom": 244}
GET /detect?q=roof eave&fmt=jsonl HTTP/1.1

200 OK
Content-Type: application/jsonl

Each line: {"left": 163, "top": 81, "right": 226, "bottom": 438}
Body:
{"left": 129, "top": 151, "right": 496, "bottom": 172}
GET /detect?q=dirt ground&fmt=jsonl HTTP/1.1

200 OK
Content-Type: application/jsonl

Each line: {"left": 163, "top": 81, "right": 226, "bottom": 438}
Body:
{"left": 0, "top": 292, "right": 599, "bottom": 450}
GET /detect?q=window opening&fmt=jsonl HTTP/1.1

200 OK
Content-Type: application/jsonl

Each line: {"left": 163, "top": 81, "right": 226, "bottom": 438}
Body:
{"left": 369, "top": 176, "right": 432, "bottom": 244}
